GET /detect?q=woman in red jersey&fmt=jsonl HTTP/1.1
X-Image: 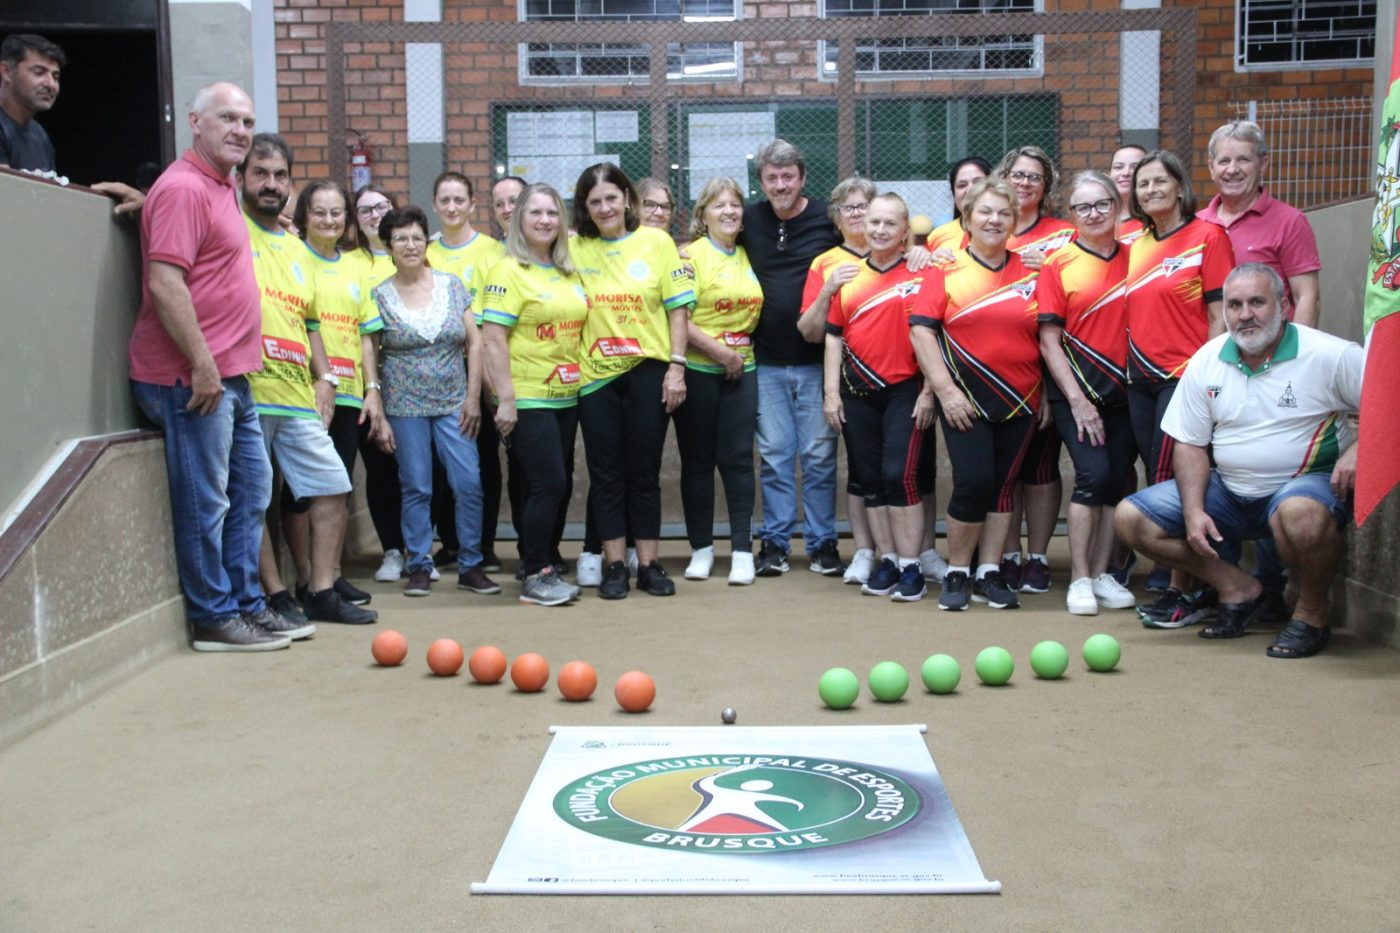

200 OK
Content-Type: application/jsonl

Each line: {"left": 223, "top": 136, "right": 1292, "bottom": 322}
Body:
{"left": 1038, "top": 171, "right": 1138, "bottom": 617}
{"left": 911, "top": 178, "right": 1041, "bottom": 613}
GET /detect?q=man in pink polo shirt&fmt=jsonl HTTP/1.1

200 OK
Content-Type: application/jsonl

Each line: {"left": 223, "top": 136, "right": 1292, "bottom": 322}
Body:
{"left": 1199, "top": 120, "right": 1321, "bottom": 328}
{"left": 129, "top": 81, "right": 296, "bottom": 652}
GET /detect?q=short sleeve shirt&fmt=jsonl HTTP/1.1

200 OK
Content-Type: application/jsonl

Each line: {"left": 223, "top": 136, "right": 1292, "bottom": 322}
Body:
{"left": 740, "top": 199, "right": 842, "bottom": 366}
{"left": 1036, "top": 241, "right": 1130, "bottom": 406}
{"left": 687, "top": 236, "right": 764, "bottom": 374}
{"left": 572, "top": 225, "right": 695, "bottom": 391}
{"left": 801, "top": 244, "right": 866, "bottom": 317}
{"left": 373, "top": 271, "right": 471, "bottom": 418}
{"left": 1198, "top": 188, "right": 1320, "bottom": 310}
{"left": 1162, "top": 324, "right": 1363, "bottom": 498}
{"left": 1008, "top": 215, "right": 1076, "bottom": 257}
{"left": 479, "top": 258, "right": 591, "bottom": 408}
{"left": 128, "top": 150, "right": 262, "bottom": 386}
{"left": 0, "top": 108, "right": 54, "bottom": 172}
{"left": 924, "top": 217, "right": 969, "bottom": 254}
{"left": 824, "top": 258, "right": 924, "bottom": 394}
{"left": 307, "top": 248, "right": 384, "bottom": 409}
{"left": 911, "top": 250, "right": 1041, "bottom": 421}
{"left": 426, "top": 231, "right": 507, "bottom": 312}
{"left": 245, "top": 216, "right": 318, "bottom": 419}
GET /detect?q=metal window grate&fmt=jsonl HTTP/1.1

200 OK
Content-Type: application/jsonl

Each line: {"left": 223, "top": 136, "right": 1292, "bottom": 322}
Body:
{"left": 1237, "top": 0, "right": 1376, "bottom": 68}
{"left": 1232, "top": 97, "right": 1374, "bottom": 208}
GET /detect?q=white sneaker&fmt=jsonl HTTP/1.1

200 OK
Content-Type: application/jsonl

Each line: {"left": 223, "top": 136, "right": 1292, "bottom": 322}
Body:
{"left": 1067, "top": 577, "right": 1099, "bottom": 616}
{"left": 1092, "top": 572, "right": 1137, "bottom": 609}
{"left": 625, "top": 547, "right": 640, "bottom": 577}
{"left": 843, "top": 548, "right": 875, "bottom": 586}
{"left": 728, "top": 551, "right": 755, "bottom": 585}
{"left": 374, "top": 549, "right": 404, "bottom": 582}
{"left": 685, "top": 546, "right": 714, "bottom": 580}
{"left": 576, "top": 552, "right": 603, "bottom": 587}
{"left": 919, "top": 548, "right": 950, "bottom": 582}
{"left": 429, "top": 566, "right": 441, "bottom": 582}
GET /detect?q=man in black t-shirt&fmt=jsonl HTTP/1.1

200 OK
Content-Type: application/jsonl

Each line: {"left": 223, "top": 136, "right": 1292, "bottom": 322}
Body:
{"left": 0, "top": 34, "right": 63, "bottom": 172}
{"left": 740, "top": 139, "right": 843, "bottom": 577}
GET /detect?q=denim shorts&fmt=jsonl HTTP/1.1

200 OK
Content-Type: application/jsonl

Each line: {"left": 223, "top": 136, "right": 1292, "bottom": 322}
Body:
{"left": 260, "top": 414, "right": 353, "bottom": 500}
{"left": 1127, "top": 471, "right": 1349, "bottom": 541}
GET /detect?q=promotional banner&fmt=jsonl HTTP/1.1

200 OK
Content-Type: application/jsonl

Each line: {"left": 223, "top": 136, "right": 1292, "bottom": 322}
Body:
{"left": 472, "top": 725, "right": 1000, "bottom": 895}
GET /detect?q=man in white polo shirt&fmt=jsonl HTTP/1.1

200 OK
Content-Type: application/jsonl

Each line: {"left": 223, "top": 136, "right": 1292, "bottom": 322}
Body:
{"left": 1113, "top": 263, "right": 1362, "bottom": 658}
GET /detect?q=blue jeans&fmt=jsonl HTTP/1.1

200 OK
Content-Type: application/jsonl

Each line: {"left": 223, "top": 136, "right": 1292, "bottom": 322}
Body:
{"left": 1127, "top": 471, "right": 1348, "bottom": 547}
{"left": 391, "top": 414, "right": 483, "bottom": 573}
{"left": 754, "top": 363, "right": 837, "bottom": 556}
{"left": 133, "top": 377, "right": 272, "bottom": 624}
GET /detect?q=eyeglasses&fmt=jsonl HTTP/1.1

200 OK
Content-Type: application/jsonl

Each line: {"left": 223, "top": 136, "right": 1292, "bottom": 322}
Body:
{"left": 310, "top": 209, "right": 345, "bottom": 220}
{"left": 1069, "top": 198, "right": 1116, "bottom": 219}
{"left": 642, "top": 199, "right": 673, "bottom": 214}
{"left": 389, "top": 233, "right": 427, "bottom": 246}
{"left": 357, "top": 202, "right": 391, "bottom": 216}
{"left": 838, "top": 202, "right": 869, "bottom": 215}
{"left": 776, "top": 220, "right": 788, "bottom": 252}
{"left": 1008, "top": 170, "right": 1045, "bottom": 185}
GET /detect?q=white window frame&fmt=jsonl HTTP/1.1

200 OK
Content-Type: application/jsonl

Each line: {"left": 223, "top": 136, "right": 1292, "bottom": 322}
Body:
{"left": 816, "top": 0, "right": 1044, "bottom": 82}
{"left": 517, "top": 0, "right": 743, "bottom": 86}
{"left": 1233, "top": 0, "right": 1376, "bottom": 72}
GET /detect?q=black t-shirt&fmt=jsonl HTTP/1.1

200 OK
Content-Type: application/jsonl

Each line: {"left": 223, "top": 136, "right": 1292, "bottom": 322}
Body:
{"left": 0, "top": 108, "right": 55, "bottom": 172}
{"left": 741, "top": 198, "right": 840, "bottom": 366}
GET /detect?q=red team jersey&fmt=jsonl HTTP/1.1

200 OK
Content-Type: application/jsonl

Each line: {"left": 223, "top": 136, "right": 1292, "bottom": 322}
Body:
{"left": 925, "top": 217, "right": 969, "bottom": 253}
{"left": 801, "top": 244, "right": 867, "bottom": 314}
{"left": 1125, "top": 218, "right": 1235, "bottom": 383}
{"left": 1007, "top": 215, "right": 1075, "bottom": 257}
{"left": 1117, "top": 216, "right": 1147, "bottom": 246}
{"left": 825, "top": 259, "right": 925, "bottom": 394}
{"left": 1036, "top": 241, "right": 1130, "bottom": 406}
{"left": 911, "top": 250, "right": 1041, "bottom": 421}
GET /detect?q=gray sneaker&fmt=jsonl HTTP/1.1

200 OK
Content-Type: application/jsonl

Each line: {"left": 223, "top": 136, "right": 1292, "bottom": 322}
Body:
{"left": 520, "top": 569, "right": 578, "bottom": 607}
{"left": 191, "top": 616, "right": 291, "bottom": 652}
{"left": 973, "top": 570, "right": 1020, "bottom": 609}
{"left": 246, "top": 605, "right": 316, "bottom": 641}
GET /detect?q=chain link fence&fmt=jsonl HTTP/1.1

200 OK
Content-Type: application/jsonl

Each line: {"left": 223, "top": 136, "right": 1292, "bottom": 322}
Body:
{"left": 1232, "top": 97, "right": 1374, "bottom": 209}
{"left": 327, "top": 10, "right": 1196, "bottom": 234}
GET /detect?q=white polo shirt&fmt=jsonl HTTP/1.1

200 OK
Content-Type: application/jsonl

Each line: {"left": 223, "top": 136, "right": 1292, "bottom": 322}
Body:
{"left": 1162, "top": 323, "right": 1363, "bottom": 498}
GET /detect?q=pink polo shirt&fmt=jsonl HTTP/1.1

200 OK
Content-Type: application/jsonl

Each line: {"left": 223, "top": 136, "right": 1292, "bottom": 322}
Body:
{"left": 128, "top": 149, "right": 262, "bottom": 385}
{"left": 1198, "top": 187, "right": 1320, "bottom": 308}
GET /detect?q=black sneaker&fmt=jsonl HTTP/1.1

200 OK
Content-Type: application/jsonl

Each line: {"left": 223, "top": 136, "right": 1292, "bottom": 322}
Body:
{"left": 939, "top": 571, "right": 971, "bottom": 611}
{"left": 637, "top": 561, "right": 676, "bottom": 596}
{"left": 809, "top": 539, "right": 845, "bottom": 576}
{"left": 973, "top": 571, "right": 1019, "bottom": 609}
{"left": 1019, "top": 557, "right": 1050, "bottom": 594}
{"left": 334, "top": 575, "right": 372, "bottom": 606}
{"left": 480, "top": 549, "right": 503, "bottom": 573}
{"left": 245, "top": 606, "right": 315, "bottom": 641}
{"left": 599, "top": 560, "right": 630, "bottom": 600}
{"left": 755, "top": 541, "right": 789, "bottom": 577}
{"left": 457, "top": 566, "right": 502, "bottom": 595}
{"left": 860, "top": 558, "right": 901, "bottom": 597}
{"left": 268, "top": 589, "right": 308, "bottom": 625}
{"left": 1139, "top": 588, "right": 1188, "bottom": 628}
{"left": 295, "top": 582, "right": 310, "bottom": 610}
{"left": 191, "top": 615, "right": 291, "bottom": 652}
{"left": 551, "top": 556, "right": 571, "bottom": 576}
{"left": 433, "top": 546, "right": 458, "bottom": 567}
{"left": 890, "top": 563, "right": 927, "bottom": 602}
{"left": 998, "top": 557, "right": 1022, "bottom": 591}
{"left": 304, "top": 588, "right": 379, "bottom": 624}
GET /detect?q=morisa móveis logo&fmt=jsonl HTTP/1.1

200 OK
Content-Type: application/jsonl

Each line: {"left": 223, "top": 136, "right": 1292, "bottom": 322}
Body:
{"left": 553, "top": 754, "right": 921, "bottom": 853}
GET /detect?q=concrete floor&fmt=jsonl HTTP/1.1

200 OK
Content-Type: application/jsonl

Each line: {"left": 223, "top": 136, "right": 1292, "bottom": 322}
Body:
{"left": 3, "top": 540, "right": 1399, "bottom": 932}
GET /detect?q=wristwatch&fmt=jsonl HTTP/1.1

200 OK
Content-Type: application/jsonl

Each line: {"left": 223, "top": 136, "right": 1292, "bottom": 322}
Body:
{"left": 319, "top": 372, "right": 340, "bottom": 387}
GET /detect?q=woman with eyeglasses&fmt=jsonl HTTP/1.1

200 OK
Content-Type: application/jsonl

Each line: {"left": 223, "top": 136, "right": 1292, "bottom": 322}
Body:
{"left": 910, "top": 178, "right": 1040, "bottom": 613}
{"left": 571, "top": 162, "right": 695, "bottom": 599}
{"left": 993, "top": 145, "right": 1075, "bottom": 596}
{"left": 370, "top": 205, "right": 498, "bottom": 599}
{"left": 635, "top": 177, "right": 676, "bottom": 236}
{"left": 671, "top": 177, "right": 763, "bottom": 585}
{"left": 1124, "top": 150, "right": 1235, "bottom": 612}
{"left": 1037, "top": 171, "right": 1138, "bottom": 617}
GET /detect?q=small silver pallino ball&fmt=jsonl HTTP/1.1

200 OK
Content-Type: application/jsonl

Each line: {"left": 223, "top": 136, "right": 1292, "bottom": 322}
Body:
{"left": 721, "top": 707, "right": 737, "bottom": 724}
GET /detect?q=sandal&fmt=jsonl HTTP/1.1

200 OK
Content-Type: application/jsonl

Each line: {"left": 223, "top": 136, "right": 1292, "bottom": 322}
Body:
{"left": 1266, "top": 619, "right": 1331, "bottom": 658}
{"left": 1198, "top": 597, "right": 1262, "bottom": 639}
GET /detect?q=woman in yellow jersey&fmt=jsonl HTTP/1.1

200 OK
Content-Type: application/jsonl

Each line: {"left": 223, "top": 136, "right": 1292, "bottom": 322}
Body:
{"left": 291, "top": 180, "right": 386, "bottom": 608}
{"left": 480, "top": 184, "right": 588, "bottom": 607}
{"left": 995, "top": 144, "right": 1074, "bottom": 596}
{"left": 635, "top": 177, "right": 676, "bottom": 235}
{"left": 571, "top": 162, "right": 695, "bottom": 600}
{"left": 672, "top": 177, "right": 762, "bottom": 586}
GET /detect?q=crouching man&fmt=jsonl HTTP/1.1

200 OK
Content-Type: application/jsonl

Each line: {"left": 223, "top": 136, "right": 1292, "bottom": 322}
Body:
{"left": 1114, "top": 262, "right": 1361, "bottom": 658}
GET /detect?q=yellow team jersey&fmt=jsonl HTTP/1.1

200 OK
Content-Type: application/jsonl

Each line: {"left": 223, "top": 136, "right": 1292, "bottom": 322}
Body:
{"left": 479, "top": 257, "right": 591, "bottom": 408}
{"left": 684, "top": 236, "right": 763, "bottom": 374}
{"left": 306, "top": 248, "right": 386, "bottom": 408}
{"left": 245, "top": 216, "right": 319, "bottom": 419}
{"left": 427, "top": 231, "right": 506, "bottom": 314}
{"left": 570, "top": 225, "right": 695, "bottom": 392}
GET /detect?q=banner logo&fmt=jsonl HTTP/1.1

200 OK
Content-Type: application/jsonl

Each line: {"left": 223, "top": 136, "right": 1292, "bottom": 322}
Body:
{"left": 262, "top": 336, "right": 306, "bottom": 366}
{"left": 553, "top": 755, "right": 920, "bottom": 854}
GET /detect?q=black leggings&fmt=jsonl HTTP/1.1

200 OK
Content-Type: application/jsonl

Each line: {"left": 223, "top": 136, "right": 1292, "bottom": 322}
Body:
{"left": 358, "top": 416, "right": 403, "bottom": 551}
{"left": 1127, "top": 379, "right": 1177, "bottom": 485}
{"left": 941, "top": 414, "right": 1036, "bottom": 523}
{"left": 1018, "top": 422, "right": 1063, "bottom": 485}
{"left": 578, "top": 359, "right": 671, "bottom": 542}
{"left": 511, "top": 407, "right": 578, "bottom": 575}
{"left": 840, "top": 378, "right": 924, "bottom": 509}
{"left": 673, "top": 368, "right": 757, "bottom": 549}
{"left": 1051, "top": 399, "right": 1136, "bottom": 507}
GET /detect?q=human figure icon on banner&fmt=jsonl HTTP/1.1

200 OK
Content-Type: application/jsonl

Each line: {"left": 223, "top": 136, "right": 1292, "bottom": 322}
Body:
{"left": 678, "top": 764, "right": 804, "bottom": 833}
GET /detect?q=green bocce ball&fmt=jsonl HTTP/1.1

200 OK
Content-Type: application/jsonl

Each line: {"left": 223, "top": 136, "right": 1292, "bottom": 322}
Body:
{"left": 974, "top": 646, "right": 1015, "bottom": 686}
{"left": 1082, "top": 634, "right": 1122, "bottom": 672}
{"left": 1029, "top": 640, "right": 1070, "bottom": 679}
{"left": 868, "top": 661, "right": 909, "bottom": 702}
{"left": 920, "top": 654, "right": 962, "bottom": 694}
{"left": 819, "top": 667, "right": 861, "bottom": 710}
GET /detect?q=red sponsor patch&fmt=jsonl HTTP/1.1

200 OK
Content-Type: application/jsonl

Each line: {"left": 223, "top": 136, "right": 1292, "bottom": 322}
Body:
{"left": 546, "top": 363, "right": 581, "bottom": 385}
{"left": 328, "top": 356, "right": 357, "bottom": 379}
{"left": 721, "top": 331, "right": 751, "bottom": 348}
{"left": 590, "top": 337, "right": 644, "bottom": 358}
{"left": 263, "top": 336, "right": 307, "bottom": 366}
{"left": 714, "top": 298, "right": 734, "bottom": 312}
{"left": 536, "top": 322, "right": 556, "bottom": 340}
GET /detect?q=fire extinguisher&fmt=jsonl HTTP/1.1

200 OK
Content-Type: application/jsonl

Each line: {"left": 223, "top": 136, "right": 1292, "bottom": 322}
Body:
{"left": 349, "top": 131, "right": 372, "bottom": 192}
